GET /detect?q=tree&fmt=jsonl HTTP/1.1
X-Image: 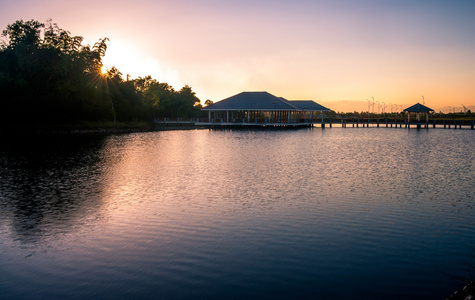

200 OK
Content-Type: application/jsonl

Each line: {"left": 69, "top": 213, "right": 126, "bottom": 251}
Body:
{"left": 0, "top": 19, "right": 112, "bottom": 125}
{"left": 176, "top": 85, "right": 200, "bottom": 117}
{"left": 0, "top": 19, "right": 204, "bottom": 127}
{"left": 1, "top": 19, "right": 43, "bottom": 50}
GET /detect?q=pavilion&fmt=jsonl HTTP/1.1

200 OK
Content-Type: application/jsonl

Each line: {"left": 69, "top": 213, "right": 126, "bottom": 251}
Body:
{"left": 403, "top": 103, "right": 434, "bottom": 123}
{"left": 201, "top": 91, "right": 330, "bottom": 125}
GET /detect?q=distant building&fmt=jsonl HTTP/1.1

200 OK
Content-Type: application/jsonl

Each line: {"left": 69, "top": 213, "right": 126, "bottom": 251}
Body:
{"left": 403, "top": 103, "right": 434, "bottom": 122}
{"left": 202, "top": 91, "right": 330, "bottom": 124}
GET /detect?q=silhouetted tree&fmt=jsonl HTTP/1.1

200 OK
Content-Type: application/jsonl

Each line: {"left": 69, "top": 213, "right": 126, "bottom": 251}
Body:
{"left": 0, "top": 19, "right": 203, "bottom": 128}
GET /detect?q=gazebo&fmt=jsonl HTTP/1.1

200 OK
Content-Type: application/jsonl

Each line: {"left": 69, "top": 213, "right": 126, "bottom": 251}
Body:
{"left": 403, "top": 103, "right": 434, "bottom": 123}
{"left": 202, "top": 91, "right": 330, "bottom": 124}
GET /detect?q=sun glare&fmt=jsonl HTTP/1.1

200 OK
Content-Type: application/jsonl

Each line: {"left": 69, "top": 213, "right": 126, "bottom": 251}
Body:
{"left": 102, "top": 40, "right": 162, "bottom": 79}
{"left": 100, "top": 38, "right": 185, "bottom": 94}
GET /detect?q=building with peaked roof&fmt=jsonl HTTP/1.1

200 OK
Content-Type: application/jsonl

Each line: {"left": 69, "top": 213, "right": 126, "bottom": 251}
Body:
{"left": 203, "top": 92, "right": 298, "bottom": 111}
{"left": 403, "top": 103, "right": 434, "bottom": 122}
{"left": 202, "top": 91, "right": 330, "bottom": 125}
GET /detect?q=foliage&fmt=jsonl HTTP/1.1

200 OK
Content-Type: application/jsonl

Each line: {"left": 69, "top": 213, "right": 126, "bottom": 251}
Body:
{"left": 0, "top": 19, "right": 203, "bottom": 128}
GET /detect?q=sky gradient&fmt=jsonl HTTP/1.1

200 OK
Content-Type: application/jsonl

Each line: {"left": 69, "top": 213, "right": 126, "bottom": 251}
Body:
{"left": 2, "top": 0, "right": 475, "bottom": 112}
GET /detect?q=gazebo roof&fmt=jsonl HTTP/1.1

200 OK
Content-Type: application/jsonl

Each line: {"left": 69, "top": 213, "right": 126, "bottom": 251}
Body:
{"left": 202, "top": 91, "right": 330, "bottom": 112}
{"left": 403, "top": 103, "right": 434, "bottom": 113}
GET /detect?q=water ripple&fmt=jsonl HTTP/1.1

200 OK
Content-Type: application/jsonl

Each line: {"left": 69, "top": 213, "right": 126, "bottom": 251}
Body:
{"left": 0, "top": 129, "right": 474, "bottom": 299}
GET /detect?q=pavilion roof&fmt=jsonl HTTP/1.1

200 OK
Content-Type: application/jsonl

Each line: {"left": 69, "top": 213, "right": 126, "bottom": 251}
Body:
{"left": 403, "top": 103, "right": 434, "bottom": 112}
{"left": 202, "top": 91, "right": 330, "bottom": 112}
{"left": 290, "top": 100, "right": 330, "bottom": 111}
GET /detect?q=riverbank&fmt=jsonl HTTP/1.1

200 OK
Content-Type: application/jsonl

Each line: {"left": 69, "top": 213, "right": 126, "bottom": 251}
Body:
{"left": 0, "top": 121, "right": 213, "bottom": 135}
{"left": 0, "top": 121, "right": 193, "bottom": 135}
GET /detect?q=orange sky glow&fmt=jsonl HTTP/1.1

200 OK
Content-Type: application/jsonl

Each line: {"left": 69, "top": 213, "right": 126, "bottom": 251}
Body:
{"left": 2, "top": 0, "right": 475, "bottom": 112}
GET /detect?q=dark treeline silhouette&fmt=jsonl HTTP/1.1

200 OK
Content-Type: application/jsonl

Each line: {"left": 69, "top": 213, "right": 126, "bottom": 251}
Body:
{"left": 0, "top": 19, "right": 203, "bottom": 128}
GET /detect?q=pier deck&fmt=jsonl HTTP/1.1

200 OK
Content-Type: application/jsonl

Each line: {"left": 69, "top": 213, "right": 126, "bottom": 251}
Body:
{"left": 155, "top": 118, "right": 475, "bottom": 130}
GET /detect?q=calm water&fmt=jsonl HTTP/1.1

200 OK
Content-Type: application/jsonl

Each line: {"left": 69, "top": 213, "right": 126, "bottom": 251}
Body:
{"left": 0, "top": 128, "right": 474, "bottom": 299}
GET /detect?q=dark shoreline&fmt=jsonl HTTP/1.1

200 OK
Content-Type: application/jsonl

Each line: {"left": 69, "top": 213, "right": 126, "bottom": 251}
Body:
{"left": 0, "top": 123, "right": 208, "bottom": 136}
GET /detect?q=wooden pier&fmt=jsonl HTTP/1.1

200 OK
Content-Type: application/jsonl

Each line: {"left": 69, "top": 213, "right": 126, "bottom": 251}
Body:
{"left": 154, "top": 117, "right": 475, "bottom": 130}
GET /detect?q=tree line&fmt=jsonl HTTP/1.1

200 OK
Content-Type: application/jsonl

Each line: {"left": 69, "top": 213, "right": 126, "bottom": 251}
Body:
{"left": 0, "top": 19, "right": 205, "bottom": 128}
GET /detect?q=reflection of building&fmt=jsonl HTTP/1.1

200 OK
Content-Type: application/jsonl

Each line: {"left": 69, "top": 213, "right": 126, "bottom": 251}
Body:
{"left": 403, "top": 103, "right": 434, "bottom": 123}
{"left": 201, "top": 91, "right": 330, "bottom": 126}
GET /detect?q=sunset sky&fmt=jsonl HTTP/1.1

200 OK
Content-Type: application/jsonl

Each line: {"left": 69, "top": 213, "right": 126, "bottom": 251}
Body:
{"left": 2, "top": 0, "right": 475, "bottom": 112}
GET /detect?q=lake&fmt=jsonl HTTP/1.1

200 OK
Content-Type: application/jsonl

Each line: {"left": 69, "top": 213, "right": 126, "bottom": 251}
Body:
{"left": 1, "top": 128, "right": 474, "bottom": 299}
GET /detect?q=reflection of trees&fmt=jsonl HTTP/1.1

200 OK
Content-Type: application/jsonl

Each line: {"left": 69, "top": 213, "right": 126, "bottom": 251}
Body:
{"left": 0, "top": 135, "right": 109, "bottom": 244}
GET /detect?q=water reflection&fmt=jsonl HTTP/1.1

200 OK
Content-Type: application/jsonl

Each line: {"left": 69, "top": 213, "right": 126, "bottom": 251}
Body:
{"left": 0, "top": 129, "right": 474, "bottom": 299}
{"left": 0, "top": 135, "right": 109, "bottom": 245}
